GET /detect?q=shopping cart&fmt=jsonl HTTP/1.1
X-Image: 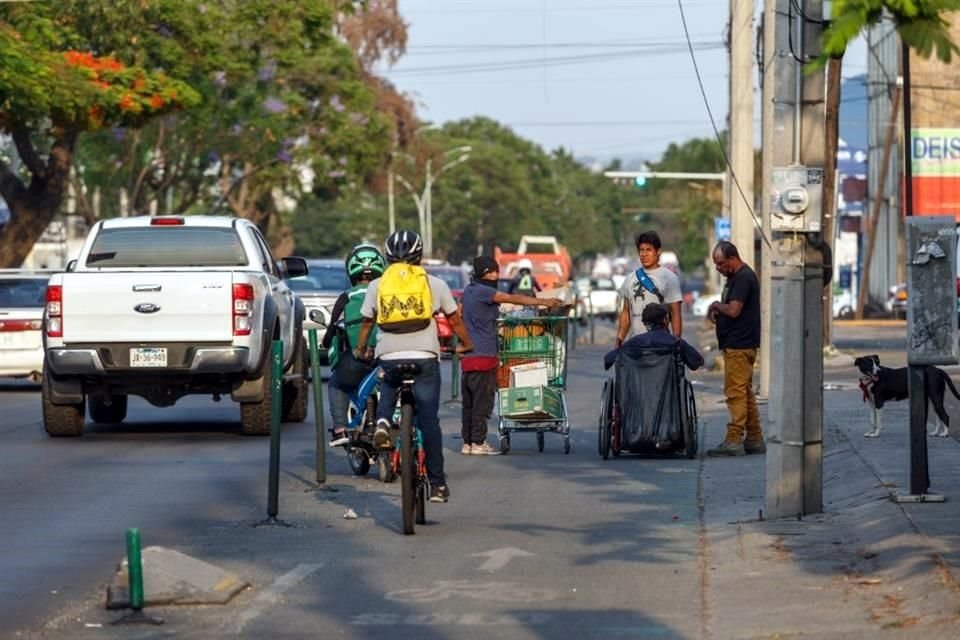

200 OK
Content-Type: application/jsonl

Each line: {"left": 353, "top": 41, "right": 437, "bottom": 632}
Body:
{"left": 496, "top": 314, "right": 571, "bottom": 454}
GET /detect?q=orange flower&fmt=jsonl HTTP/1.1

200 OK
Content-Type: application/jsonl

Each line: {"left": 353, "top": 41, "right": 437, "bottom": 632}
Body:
{"left": 88, "top": 105, "right": 104, "bottom": 127}
{"left": 118, "top": 94, "right": 137, "bottom": 112}
{"left": 99, "top": 57, "right": 124, "bottom": 72}
{"left": 94, "top": 80, "right": 110, "bottom": 91}
{"left": 133, "top": 76, "right": 146, "bottom": 91}
{"left": 149, "top": 95, "right": 165, "bottom": 109}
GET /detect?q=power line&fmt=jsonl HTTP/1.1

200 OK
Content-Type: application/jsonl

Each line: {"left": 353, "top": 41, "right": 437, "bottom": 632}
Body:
{"left": 676, "top": 0, "right": 771, "bottom": 248}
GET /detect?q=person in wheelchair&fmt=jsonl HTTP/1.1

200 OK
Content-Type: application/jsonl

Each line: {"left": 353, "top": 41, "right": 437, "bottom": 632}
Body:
{"left": 604, "top": 303, "right": 703, "bottom": 372}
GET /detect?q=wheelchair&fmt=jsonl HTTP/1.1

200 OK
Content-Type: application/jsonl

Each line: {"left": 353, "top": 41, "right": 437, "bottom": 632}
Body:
{"left": 597, "top": 346, "right": 699, "bottom": 460}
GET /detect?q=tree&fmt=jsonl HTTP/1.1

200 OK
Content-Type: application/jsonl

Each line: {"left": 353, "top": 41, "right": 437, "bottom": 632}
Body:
{"left": 0, "top": 2, "right": 203, "bottom": 266}
{"left": 812, "top": 0, "right": 960, "bottom": 318}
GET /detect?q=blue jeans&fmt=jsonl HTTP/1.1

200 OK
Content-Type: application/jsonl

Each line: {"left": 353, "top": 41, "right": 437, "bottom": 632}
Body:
{"left": 328, "top": 368, "right": 352, "bottom": 430}
{"left": 376, "top": 358, "right": 445, "bottom": 486}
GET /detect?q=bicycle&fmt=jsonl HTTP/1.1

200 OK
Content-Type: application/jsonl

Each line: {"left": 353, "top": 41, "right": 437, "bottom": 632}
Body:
{"left": 383, "top": 362, "right": 428, "bottom": 535}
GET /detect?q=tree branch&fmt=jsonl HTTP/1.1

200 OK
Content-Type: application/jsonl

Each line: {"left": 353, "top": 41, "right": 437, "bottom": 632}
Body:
{"left": 12, "top": 126, "right": 47, "bottom": 179}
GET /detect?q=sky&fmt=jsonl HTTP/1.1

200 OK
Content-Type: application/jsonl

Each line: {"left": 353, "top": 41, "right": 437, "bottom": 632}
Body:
{"left": 379, "top": 0, "right": 868, "bottom": 163}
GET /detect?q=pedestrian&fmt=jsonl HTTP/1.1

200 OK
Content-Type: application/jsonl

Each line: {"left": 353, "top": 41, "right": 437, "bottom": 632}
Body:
{"left": 459, "top": 256, "right": 562, "bottom": 455}
{"left": 354, "top": 230, "right": 473, "bottom": 503}
{"left": 508, "top": 258, "right": 541, "bottom": 297}
{"left": 706, "top": 240, "right": 764, "bottom": 457}
{"left": 615, "top": 230, "right": 683, "bottom": 347}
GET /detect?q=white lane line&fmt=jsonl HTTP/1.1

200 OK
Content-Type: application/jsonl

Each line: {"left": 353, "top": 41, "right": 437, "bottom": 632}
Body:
{"left": 227, "top": 563, "right": 322, "bottom": 634}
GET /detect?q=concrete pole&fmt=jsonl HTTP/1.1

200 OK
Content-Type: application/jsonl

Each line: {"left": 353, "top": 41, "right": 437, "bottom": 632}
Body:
{"left": 387, "top": 164, "right": 396, "bottom": 234}
{"left": 424, "top": 159, "right": 433, "bottom": 258}
{"left": 765, "top": 0, "right": 825, "bottom": 518}
{"left": 759, "top": 0, "right": 775, "bottom": 399}
{"left": 729, "top": 0, "right": 755, "bottom": 269}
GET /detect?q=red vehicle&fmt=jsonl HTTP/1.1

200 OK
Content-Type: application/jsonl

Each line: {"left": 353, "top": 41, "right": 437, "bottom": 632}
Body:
{"left": 424, "top": 264, "right": 470, "bottom": 354}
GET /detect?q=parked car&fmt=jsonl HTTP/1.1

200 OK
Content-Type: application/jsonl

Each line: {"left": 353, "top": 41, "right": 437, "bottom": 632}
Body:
{"left": 692, "top": 293, "right": 721, "bottom": 318}
{"left": 287, "top": 258, "right": 349, "bottom": 364}
{"left": 0, "top": 271, "right": 51, "bottom": 381}
{"left": 586, "top": 277, "right": 620, "bottom": 319}
{"left": 424, "top": 264, "right": 470, "bottom": 353}
{"left": 42, "top": 215, "right": 308, "bottom": 436}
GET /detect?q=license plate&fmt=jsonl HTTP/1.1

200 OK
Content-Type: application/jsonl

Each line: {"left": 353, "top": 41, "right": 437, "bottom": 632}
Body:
{"left": 0, "top": 333, "right": 18, "bottom": 347}
{"left": 130, "top": 347, "right": 167, "bottom": 367}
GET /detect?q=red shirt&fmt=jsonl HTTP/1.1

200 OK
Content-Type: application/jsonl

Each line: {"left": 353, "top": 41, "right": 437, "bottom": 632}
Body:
{"left": 461, "top": 355, "right": 499, "bottom": 372}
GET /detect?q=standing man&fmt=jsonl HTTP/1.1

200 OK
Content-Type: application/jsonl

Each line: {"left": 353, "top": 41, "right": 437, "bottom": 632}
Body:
{"left": 459, "top": 256, "right": 562, "bottom": 455}
{"left": 615, "top": 231, "right": 683, "bottom": 346}
{"left": 706, "top": 241, "right": 764, "bottom": 457}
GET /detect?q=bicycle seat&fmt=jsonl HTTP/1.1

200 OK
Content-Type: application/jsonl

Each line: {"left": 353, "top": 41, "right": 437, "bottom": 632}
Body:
{"left": 393, "top": 363, "right": 422, "bottom": 377}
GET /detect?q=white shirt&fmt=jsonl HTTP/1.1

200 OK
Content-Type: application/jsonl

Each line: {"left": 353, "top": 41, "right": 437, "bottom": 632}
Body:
{"left": 619, "top": 265, "right": 683, "bottom": 336}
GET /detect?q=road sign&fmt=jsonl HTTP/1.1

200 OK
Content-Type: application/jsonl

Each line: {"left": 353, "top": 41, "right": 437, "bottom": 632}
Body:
{"left": 714, "top": 217, "right": 731, "bottom": 242}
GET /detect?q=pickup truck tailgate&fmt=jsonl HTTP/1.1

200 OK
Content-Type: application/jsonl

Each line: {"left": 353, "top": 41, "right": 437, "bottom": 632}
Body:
{"left": 61, "top": 273, "right": 234, "bottom": 343}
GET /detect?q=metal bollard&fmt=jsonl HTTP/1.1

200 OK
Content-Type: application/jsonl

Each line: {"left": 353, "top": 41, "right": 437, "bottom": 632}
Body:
{"left": 112, "top": 529, "right": 163, "bottom": 625}
{"left": 450, "top": 334, "right": 461, "bottom": 401}
{"left": 307, "top": 329, "right": 326, "bottom": 484}
{"left": 262, "top": 340, "right": 288, "bottom": 525}
{"left": 589, "top": 297, "right": 595, "bottom": 345}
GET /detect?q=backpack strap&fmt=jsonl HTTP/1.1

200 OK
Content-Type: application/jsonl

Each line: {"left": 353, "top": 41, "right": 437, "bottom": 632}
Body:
{"left": 634, "top": 267, "right": 665, "bottom": 303}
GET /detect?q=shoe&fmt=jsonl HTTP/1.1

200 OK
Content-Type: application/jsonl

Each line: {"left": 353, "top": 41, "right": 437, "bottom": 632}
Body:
{"left": 470, "top": 442, "right": 501, "bottom": 456}
{"left": 460, "top": 443, "right": 474, "bottom": 455}
{"left": 744, "top": 438, "right": 767, "bottom": 454}
{"left": 373, "top": 418, "right": 392, "bottom": 450}
{"left": 328, "top": 429, "right": 350, "bottom": 447}
{"left": 706, "top": 440, "right": 746, "bottom": 457}
{"left": 429, "top": 484, "right": 450, "bottom": 503}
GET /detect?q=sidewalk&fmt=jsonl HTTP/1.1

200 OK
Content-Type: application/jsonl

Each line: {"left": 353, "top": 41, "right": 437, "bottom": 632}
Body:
{"left": 700, "top": 375, "right": 960, "bottom": 638}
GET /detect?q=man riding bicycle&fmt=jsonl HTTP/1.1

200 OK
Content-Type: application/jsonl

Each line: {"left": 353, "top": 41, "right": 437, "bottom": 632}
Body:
{"left": 354, "top": 230, "right": 473, "bottom": 503}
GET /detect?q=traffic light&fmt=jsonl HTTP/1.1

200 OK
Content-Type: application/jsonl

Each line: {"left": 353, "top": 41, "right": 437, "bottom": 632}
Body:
{"left": 634, "top": 175, "right": 647, "bottom": 188}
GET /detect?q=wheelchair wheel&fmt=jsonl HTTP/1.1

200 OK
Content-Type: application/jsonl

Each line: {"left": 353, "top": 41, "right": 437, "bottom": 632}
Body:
{"left": 683, "top": 380, "right": 699, "bottom": 459}
{"left": 598, "top": 379, "right": 613, "bottom": 460}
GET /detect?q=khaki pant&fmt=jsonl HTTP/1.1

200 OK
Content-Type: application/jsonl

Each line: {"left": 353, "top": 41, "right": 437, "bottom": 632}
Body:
{"left": 723, "top": 348, "right": 762, "bottom": 442}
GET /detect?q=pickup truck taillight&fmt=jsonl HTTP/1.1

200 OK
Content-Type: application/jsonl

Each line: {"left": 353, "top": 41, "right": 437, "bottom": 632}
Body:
{"left": 233, "top": 283, "right": 254, "bottom": 336}
{"left": 46, "top": 285, "right": 63, "bottom": 337}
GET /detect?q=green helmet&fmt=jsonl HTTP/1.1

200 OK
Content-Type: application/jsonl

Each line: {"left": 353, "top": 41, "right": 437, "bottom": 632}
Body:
{"left": 345, "top": 243, "right": 386, "bottom": 284}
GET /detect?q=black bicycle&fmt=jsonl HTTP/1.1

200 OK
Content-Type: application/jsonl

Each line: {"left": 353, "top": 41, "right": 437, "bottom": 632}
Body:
{"left": 385, "top": 363, "right": 428, "bottom": 535}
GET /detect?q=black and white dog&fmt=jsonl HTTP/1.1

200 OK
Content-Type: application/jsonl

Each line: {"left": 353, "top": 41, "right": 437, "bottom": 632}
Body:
{"left": 855, "top": 355, "right": 960, "bottom": 438}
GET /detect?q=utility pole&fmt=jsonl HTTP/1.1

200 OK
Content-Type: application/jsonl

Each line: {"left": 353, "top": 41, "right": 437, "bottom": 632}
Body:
{"left": 729, "top": 0, "right": 755, "bottom": 269}
{"left": 765, "top": 0, "right": 826, "bottom": 518}
{"left": 759, "top": 0, "right": 775, "bottom": 399}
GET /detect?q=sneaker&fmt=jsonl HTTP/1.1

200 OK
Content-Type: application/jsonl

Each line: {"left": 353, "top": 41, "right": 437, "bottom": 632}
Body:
{"left": 328, "top": 429, "right": 350, "bottom": 447}
{"left": 744, "top": 439, "right": 767, "bottom": 455}
{"left": 460, "top": 443, "right": 474, "bottom": 455}
{"left": 373, "top": 418, "right": 392, "bottom": 450}
{"left": 429, "top": 484, "right": 450, "bottom": 503}
{"left": 470, "top": 442, "right": 501, "bottom": 456}
{"left": 706, "top": 440, "right": 746, "bottom": 457}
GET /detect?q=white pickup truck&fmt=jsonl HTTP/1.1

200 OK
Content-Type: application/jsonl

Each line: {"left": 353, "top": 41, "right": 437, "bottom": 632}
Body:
{"left": 41, "top": 215, "right": 309, "bottom": 437}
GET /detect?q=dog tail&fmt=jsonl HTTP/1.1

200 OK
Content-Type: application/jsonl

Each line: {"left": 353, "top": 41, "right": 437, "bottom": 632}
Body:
{"left": 943, "top": 370, "right": 960, "bottom": 401}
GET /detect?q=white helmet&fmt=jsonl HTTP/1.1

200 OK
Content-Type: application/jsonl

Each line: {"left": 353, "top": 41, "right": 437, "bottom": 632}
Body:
{"left": 517, "top": 258, "right": 534, "bottom": 272}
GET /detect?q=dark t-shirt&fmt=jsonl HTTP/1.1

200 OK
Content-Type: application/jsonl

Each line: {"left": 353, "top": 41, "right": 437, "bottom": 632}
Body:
{"left": 716, "top": 264, "right": 760, "bottom": 350}
{"left": 461, "top": 281, "right": 500, "bottom": 357}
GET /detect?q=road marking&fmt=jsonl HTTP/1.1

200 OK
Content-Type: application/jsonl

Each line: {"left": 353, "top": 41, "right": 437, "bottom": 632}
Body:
{"left": 351, "top": 612, "right": 552, "bottom": 626}
{"left": 227, "top": 563, "right": 322, "bottom": 634}
{"left": 469, "top": 546, "right": 535, "bottom": 572}
{"left": 385, "top": 580, "right": 557, "bottom": 603}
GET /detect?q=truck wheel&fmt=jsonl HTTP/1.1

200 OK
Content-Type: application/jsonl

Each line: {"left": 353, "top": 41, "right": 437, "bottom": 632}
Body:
{"left": 89, "top": 395, "right": 128, "bottom": 424}
{"left": 42, "top": 368, "right": 85, "bottom": 437}
{"left": 282, "top": 335, "right": 308, "bottom": 423}
{"left": 240, "top": 353, "right": 274, "bottom": 436}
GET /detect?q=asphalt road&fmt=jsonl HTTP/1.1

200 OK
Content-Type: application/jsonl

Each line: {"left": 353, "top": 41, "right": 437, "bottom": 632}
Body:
{"left": 1, "top": 339, "right": 722, "bottom": 640}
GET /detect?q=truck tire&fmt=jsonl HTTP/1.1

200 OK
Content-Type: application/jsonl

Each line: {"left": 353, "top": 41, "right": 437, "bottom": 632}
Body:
{"left": 282, "top": 335, "right": 308, "bottom": 423}
{"left": 240, "top": 349, "right": 275, "bottom": 436}
{"left": 42, "top": 368, "right": 85, "bottom": 437}
{"left": 89, "top": 395, "right": 128, "bottom": 424}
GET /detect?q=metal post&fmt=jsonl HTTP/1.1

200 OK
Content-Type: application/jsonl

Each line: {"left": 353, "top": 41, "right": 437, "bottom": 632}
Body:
{"left": 589, "top": 296, "right": 595, "bottom": 345}
{"left": 308, "top": 329, "right": 326, "bottom": 484}
{"left": 256, "top": 340, "right": 291, "bottom": 526}
{"left": 112, "top": 529, "right": 163, "bottom": 625}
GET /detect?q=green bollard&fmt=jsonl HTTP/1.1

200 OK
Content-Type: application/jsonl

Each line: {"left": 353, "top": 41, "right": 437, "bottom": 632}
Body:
{"left": 112, "top": 529, "right": 162, "bottom": 625}
{"left": 450, "top": 334, "right": 461, "bottom": 401}
{"left": 307, "top": 329, "right": 326, "bottom": 484}
{"left": 266, "top": 340, "right": 283, "bottom": 520}
{"left": 126, "top": 528, "right": 144, "bottom": 611}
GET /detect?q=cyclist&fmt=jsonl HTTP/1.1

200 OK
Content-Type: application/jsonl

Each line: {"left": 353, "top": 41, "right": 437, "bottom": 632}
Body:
{"left": 354, "top": 230, "right": 473, "bottom": 503}
{"left": 323, "top": 244, "right": 386, "bottom": 446}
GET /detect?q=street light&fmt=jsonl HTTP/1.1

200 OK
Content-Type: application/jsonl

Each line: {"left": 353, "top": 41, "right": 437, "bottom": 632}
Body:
{"left": 393, "top": 144, "right": 471, "bottom": 258}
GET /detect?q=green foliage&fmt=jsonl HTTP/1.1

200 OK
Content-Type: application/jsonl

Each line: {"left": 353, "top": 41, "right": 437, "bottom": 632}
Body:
{"left": 818, "top": 0, "right": 960, "bottom": 64}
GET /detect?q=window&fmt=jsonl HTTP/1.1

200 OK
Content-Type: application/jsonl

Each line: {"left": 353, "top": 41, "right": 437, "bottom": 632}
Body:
{"left": 0, "top": 279, "right": 48, "bottom": 307}
{"left": 86, "top": 228, "right": 247, "bottom": 268}
{"left": 287, "top": 264, "right": 349, "bottom": 292}
{"left": 247, "top": 229, "right": 278, "bottom": 276}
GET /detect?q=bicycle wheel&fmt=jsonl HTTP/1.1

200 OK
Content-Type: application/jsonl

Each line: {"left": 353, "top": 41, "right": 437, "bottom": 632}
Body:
{"left": 400, "top": 401, "right": 416, "bottom": 535}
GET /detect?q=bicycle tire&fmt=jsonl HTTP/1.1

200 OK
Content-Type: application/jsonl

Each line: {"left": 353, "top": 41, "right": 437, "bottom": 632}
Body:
{"left": 400, "top": 401, "right": 416, "bottom": 535}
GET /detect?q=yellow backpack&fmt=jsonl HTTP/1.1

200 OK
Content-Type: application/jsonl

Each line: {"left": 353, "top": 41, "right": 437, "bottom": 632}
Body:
{"left": 377, "top": 263, "right": 434, "bottom": 333}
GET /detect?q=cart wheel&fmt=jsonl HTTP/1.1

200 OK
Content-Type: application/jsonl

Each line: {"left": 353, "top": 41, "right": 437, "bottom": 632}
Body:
{"left": 563, "top": 436, "right": 571, "bottom": 455}
{"left": 499, "top": 435, "right": 511, "bottom": 454}
{"left": 537, "top": 432, "right": 545, "bottom": 452}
